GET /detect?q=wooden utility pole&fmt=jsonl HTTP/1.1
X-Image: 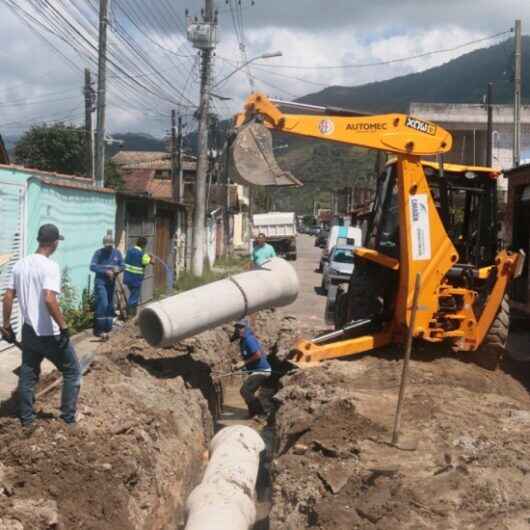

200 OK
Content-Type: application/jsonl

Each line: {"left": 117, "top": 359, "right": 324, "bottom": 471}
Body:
{"left": 513, "top": 19, "right": 522, "bottom": 167}
{"left": 486, "top": 82, "right": 494, "bottom": 167}
{"left": 84, "top": 68, "right": 95, "bottom": 182}
{"left": 191, "top": 0, "right": 215, "bottom": 276}
{"left": 95, "top": 0, "right": 109, "bottom": 188}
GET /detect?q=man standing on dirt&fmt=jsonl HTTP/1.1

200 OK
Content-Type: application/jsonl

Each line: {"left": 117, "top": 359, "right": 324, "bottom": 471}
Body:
{"left": 90, "top": 230, "right": 124, "bottom": 340}
{"left": 123, "top": 237, "right": 151, "bottom": 317}
{"left": 0, "top": 224, "right": 81, "bottom": 429}
{"left": 232, "top": 319, "right": 271, "bottom": 418}
{"left": 252, "top": 233, "right": 276, "bottom": 267}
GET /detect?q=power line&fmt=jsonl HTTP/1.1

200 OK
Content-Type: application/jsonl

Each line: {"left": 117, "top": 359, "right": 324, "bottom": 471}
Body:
{"left": 253, "top": 30, "right": 512, "bottom": 70}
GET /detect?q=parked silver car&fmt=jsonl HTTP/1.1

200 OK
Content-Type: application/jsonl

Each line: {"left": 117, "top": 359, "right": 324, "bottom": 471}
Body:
{"left": 321, "top": 245, "right": 355, "bottom": 294}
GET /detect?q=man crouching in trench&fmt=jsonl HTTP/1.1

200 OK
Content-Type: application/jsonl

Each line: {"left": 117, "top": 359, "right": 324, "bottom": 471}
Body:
{"left": 230, "top": 319, "right": 271, "bottom": 418}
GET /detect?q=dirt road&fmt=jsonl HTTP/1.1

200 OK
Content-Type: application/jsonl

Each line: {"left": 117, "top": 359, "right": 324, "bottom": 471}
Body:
{"left": 282, "top": 234, "right": 326, "bottom": 326}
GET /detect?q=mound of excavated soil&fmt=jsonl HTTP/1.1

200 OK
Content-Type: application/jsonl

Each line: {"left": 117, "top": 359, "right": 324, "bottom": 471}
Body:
{"left": 270, "top": 356, "right": 530, "bottom": 530}
{"left": 0, "top": 310, "right": 298, "bottom": 530}
{"left": 0, "top": 322, "right": 239, "bottom": 530}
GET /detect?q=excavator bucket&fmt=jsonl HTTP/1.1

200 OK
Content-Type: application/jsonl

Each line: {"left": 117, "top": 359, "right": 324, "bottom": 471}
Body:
{"left": 230, "top": 120, "right": 303, "bottom": 187}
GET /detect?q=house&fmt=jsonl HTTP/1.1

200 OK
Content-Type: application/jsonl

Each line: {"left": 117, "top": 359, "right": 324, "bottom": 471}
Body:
{"left": 409, "top": 103, "right": 530, "bottom": 203}
{"left": 504, "top": 164, "right": 530, "bottom": 317}
{"left": 0, "top": 165, "right": 116, "bottom": 348}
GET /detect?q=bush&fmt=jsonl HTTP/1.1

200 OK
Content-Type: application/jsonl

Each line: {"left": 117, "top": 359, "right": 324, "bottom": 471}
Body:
{"left": 60, "top": 268, "right": 95, "bottom": 333}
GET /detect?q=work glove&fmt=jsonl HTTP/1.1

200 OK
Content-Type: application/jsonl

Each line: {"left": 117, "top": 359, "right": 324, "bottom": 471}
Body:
{"left": 57, "top": 328, "right": 70, "bottom": 350}
{"left": 1, "top": 326, "right": 16, "bottom": 344}
{"left": 235, "top": 360, "right": 246, "bottom": 371}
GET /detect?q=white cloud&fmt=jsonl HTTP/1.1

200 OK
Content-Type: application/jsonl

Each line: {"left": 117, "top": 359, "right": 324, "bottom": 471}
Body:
{"left": 0, "top": 0, "right": 528, "bottom": 136}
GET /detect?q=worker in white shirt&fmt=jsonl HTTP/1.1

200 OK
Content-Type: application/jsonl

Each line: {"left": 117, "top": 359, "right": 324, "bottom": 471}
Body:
{"left": 1, "top": 224, "right": 81, "bottom": 430}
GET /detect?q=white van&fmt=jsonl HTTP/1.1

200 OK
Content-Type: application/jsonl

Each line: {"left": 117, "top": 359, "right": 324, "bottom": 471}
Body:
{"left": 320, "top": 225, "right": 362, "bottom": 271}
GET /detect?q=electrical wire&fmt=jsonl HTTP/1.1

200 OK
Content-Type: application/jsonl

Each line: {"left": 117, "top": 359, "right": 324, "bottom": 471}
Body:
{"left": 252, "top": 30, "right": 512, "bottom": 70}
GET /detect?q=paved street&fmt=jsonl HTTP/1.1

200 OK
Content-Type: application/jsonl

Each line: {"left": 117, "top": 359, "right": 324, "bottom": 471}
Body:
{"left": 281, "top": 234, "right": 327, "bottom": 327}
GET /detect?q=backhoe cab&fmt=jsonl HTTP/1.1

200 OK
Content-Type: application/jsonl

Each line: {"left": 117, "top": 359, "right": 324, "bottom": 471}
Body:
{"left": 231, "top": 92, "right": 522, "bottom": 370}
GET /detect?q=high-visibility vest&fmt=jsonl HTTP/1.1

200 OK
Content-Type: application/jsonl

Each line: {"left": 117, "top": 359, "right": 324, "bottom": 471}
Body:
{"left": 123, "top": 246, "right": 150, "bottom": 287}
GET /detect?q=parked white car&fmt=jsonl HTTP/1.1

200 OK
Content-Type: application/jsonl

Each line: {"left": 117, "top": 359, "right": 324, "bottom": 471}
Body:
{"left": 321, "top": 245, "right": 355, "bottom": 294}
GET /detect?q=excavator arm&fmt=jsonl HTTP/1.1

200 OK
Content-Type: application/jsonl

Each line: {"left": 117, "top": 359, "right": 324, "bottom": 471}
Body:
{"left": 232, "top": 92, "right": 519, "bottom": 370}
{"left": 235, "top": 92, "right": 453, "bottom": 157}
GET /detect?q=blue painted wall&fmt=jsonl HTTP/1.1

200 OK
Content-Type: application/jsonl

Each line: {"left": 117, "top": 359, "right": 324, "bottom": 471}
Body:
{"left": 0, "top": 167, "right": 116, "bottom": 302}
{"left": 27, "top": 178, "right": 116, "bottom": 299}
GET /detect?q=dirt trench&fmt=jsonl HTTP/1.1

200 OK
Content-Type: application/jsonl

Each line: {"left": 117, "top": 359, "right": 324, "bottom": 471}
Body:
{"left": 2, "top": 310, "right": 529, "bottom": 530}
{"left": 0, "top": 319, "right": 242, "bottom": 530}
{"left": 0, "top": 309, "right": 296, "bottom": 530}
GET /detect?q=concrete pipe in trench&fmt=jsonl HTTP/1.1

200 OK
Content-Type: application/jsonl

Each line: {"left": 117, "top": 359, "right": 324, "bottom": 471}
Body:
{"left": 139, "top": 257, "right": 299, "bottom": 347}
{"left": 185, "top": 425, "right": 265, "bottom": 530}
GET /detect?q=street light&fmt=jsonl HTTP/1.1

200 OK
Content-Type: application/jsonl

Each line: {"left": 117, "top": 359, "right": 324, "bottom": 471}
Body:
{"left": 213, "top": 51, "right": 282, "bottom": 89}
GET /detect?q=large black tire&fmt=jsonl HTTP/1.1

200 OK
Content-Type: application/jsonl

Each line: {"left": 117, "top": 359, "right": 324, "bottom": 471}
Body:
{"left": 334, "top": 261, "right": 385, "bottom": 329}
{"left": 474, "top": 296, "right": 510, "bottom": 370}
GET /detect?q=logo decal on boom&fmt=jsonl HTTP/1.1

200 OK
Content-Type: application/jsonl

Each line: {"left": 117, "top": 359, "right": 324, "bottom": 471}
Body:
{"left": 318, "top": 119, "right": 335, "bottom": 135}
{"left": 406, "top": 117, "right": 436, "bottom": 136}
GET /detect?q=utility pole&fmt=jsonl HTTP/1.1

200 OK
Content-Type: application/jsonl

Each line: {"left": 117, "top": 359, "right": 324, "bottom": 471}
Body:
{"left": 171, "top": 110, "right": 177, "bottom": 202}
{"left": 95, "top": 0, "right": 109, "bottom": 188}
{"left": 177, "top": 116, "right": 183, "bottom": 204}
{"left": 513, "top": 19, "right": 522, "bottom": 167}
{"left": 486, "top": 82, "right": 494, "bottom": 167}
{"left": 83, "top": 68, "right": 95, "bottom": 182}
{"left": 188, "top": 0, "right": 216, "bottom": 276}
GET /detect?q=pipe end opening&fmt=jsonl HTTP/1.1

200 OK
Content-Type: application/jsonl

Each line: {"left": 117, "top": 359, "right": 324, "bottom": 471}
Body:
{"left": 139, "top": 307, "right": 164, "bottom": 347}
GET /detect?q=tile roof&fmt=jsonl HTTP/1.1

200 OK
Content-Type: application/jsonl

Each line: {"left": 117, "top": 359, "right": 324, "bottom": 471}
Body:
{"left": 111, "top": 151, "right": 169, "bottom": 166}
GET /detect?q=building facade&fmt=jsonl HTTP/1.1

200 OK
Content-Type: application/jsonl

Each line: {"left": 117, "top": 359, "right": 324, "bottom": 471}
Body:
{"left": 409, "top": 103, "right": 530, "bottom": 202}
{"left": 0, "top": 165, "right": 116, "bottom": 349}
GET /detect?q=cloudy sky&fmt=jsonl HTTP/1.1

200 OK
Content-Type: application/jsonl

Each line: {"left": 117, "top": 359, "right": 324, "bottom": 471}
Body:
{"left": 0, "top": 0, "right": 529, "bottom": 138}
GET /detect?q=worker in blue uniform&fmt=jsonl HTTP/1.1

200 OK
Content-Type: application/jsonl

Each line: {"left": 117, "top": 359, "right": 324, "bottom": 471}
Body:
{"left": 231, "top": 319, "right": 271, "bottom": 418}
{"left": 90, "top": 231, "right": 124, "bottom": 339}
{"left": 123, "top": 237, "right": 151, "bottom": 317}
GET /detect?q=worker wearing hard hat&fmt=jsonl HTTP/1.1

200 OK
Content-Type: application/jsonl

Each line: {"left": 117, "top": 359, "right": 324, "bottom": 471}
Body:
{"left": 90, "top": 231, "right": 124, "bottom": 340}
{"left": 123, "top": 237, "right": 152, "bottom": 317}
{"left": 232, "top": 319, "right": 271, "bottom": 418}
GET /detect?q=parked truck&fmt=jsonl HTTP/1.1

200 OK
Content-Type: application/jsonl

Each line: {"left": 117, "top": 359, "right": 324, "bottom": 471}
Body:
{"left": 252, "top": 212, "right": 297, "bottom": 260}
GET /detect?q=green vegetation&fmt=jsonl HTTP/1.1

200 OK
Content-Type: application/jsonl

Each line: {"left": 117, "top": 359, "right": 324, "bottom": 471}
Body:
{"left": 297, "top": 37, "right": 529, "bottom": 112}
{"left": 262, "top": 138, "right": 377, "bottom": 214}
{"left": 173, "top": 255, "right": 247, "bottom": 294}
{"left": 60, "top": 268, "right": 95, "bottom": 333}
{"left": 104, "top": 160, "right": 124, "bottom": 190}
{"left": 15, "top": 122, "right": 87, "bottom": 176}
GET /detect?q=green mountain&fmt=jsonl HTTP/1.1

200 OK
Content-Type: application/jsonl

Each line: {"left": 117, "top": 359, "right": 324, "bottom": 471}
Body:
{"left": 297, "top": 37, "right": 525, "bottom": 113}
{"left": 265, "top": 37, "right": 526, "bottom": 213}
{"left": 106, "top": 132, "right": 167, "bottom": 158}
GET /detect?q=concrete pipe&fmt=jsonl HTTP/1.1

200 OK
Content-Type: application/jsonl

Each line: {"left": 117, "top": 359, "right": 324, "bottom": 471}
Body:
{"left": 185, "top": 425, "right": 265, "bottom": 530}
{"left": 139, "top": 257, "right": 299, "bottom": 347}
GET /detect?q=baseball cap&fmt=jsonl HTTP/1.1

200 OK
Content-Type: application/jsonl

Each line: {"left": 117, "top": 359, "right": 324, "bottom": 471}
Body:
{"left": 234, "top": 319, "right": 248, "bottom": 328}
{"left": 37, "top": 224, "right": 64, "bottom": 244}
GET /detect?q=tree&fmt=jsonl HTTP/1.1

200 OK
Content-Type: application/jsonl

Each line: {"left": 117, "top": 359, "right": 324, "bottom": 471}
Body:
{"left": 104, "top": 160, "right": 124, "bottom": 190}
{"left": 14, "top": 122, "right": 86, "bottom": 175}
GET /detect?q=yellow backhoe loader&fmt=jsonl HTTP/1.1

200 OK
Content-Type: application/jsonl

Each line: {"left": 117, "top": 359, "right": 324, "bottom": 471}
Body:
{"left": 231, "top": 93, "right": 524, "bottom": 370}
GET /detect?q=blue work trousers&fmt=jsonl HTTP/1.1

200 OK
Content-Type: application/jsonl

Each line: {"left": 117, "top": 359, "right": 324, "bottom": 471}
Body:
{"left": 125, "top": 281, "right": 142, "bottom": 315}
{"left": 94, "top": 280, "right": 115, "bottom": 336}
{"left": 19, "top": 324, "right": 81, "bottom": 425}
